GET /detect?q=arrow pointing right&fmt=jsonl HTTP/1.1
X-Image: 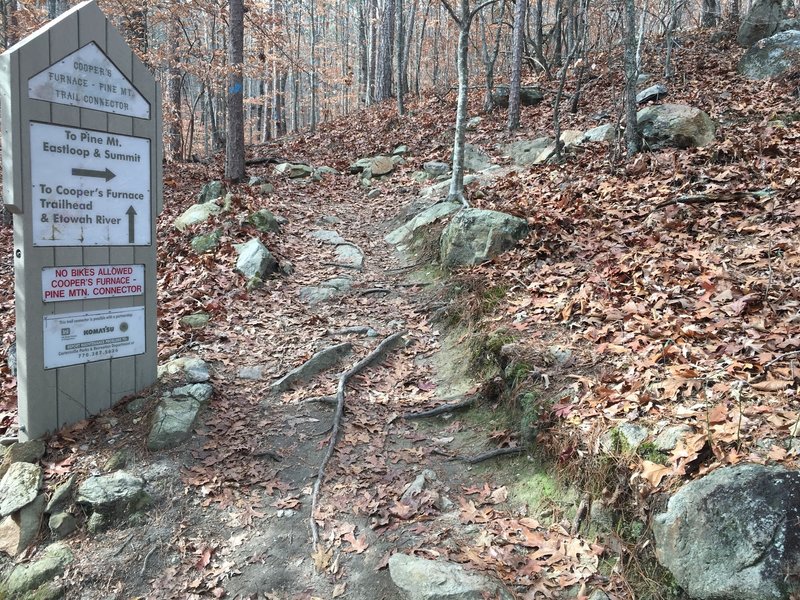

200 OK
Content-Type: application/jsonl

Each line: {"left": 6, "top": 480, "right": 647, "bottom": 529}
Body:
{"left": 72, "top": 167, "right": 116, "bottom": 182}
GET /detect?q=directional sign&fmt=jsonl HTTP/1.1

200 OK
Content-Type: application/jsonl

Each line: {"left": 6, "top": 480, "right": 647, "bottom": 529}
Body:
{"left": 28, "top": 42, "right": 149, "bottom": 118}
{"left": 43, "top": 306, "right": 146, "bottom": 369}
{"left": 30, "top": 122, "right": 151, "bottom": 246}
{"left": 42, "top": 264, "right": 145, "bottom": 302}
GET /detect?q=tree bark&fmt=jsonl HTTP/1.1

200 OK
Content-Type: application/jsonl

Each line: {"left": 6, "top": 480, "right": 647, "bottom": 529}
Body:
{"left": 167, "top": 11, "right": 183, "bottom": 160}
{"left": 508, "top": 0, "right": 527, "bottom": 129}
{"left": 225, "top": 0, "right": 246, "bottom": 181}
{"left": 623, "top": 0, "right": 639, "bottom": 157}
{"left": 376, "top": 0, "right": 396, "bottom": 101}
{"left": 396, "top": 0, "right": 405, "bottom": 114}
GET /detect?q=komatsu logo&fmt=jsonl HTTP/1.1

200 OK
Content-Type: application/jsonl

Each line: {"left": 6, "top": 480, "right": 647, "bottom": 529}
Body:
{"left": 83, "top": 325, "right": 114, "bottom": 335}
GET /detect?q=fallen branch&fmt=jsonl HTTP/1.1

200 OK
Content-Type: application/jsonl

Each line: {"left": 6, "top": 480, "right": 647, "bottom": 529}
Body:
{"left": 403, "top": 397, "right": 474, "bottom": 419}
{"left": 140, "top": 546, "right": 157, "bottom": 577}
{"left": 302, "top": 395, "right": 338, "bottom": 405}
{"left": 643, "top": 191, "right": 757, "bottom": 218}
{"left": 245, "top": 156, "right": 286, "bottom": 166}
{"left": 310, "top": 331, "right": 407, "bottom": 550}
{"left": 465, "top": 446, "right": 523, "bottom": 465}
{"left": 358, "top": 288, "right": 392, "bottom": 296}
{"left": 762, "top": 350, "right": 800, "bottom": 370}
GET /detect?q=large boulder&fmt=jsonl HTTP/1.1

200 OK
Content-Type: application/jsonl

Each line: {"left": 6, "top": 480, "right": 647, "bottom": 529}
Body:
{"left": 0, "top": 542, "right": 73, "bottom": 599}
{"left": 653, "top": 464, "right": 800, "bottom": 599}
{"left": 174, "top": 201, "right": 221, "bottom": 231}
{"left": 389, "top": 553, "right": 514, "bottom": 600}
{"left": 503, "top": 138, "right": 552, "bottom": 166}
{"left": 385, "top": 202, "right": 461, "bottom": 246}
{"left": 461, "top": 144, "right": 494, "bottom": 172}
{"left": 736, "top": 0, "right": 785, "bottom": 47}
{"left": 234, "top": 238, "right": 279, "bottom": 279}
{"left": 492, "top": 85, "right": 544, "bottom": 108}
{"left": 76, "top": 471, "right": 147, "bottom": 516}
{"left": 636, "top": 104, "right": 716, "bottom": 149}
{"left": 0, "top": 462, "right": 42, "bottom": 517}
{"left": 440, "top": 209, "right": 528, "bottom": 268}
{"left": 147, "top": 397, "right": 202, "bottom": 451}
{"left": 738, "top": 30, "right": 800, "bottom": 80}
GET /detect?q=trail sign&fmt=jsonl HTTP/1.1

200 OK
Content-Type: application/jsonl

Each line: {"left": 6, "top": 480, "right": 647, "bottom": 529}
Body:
{"left": 0, "top": 1, "right": 162, "bottom": 440}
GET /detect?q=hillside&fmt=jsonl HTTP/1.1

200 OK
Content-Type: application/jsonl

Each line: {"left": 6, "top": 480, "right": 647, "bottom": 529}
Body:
{"left": 0, "top": 29, "right": 799, "bottom": 600}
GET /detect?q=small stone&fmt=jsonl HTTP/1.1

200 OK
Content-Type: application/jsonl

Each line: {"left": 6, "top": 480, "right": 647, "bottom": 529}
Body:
{"left": 466, "top": 116, "right": 482, "bottom": 130}
{"left": 198, "top": 180, "right": 225, "bottom": 203}
{"left": 259, "top": 183, "right": 275, "bottom": 194}
{"left": 159, "top": 357, "right": 210, "bottom": 383}
{"left": 367, "top": 189, "right": 381, "bottom": 199}
{"left": 87, "top": 512, "right": 108, "bottom": 533}
{"left": 279, "top": 260, "right": 294, "bottom": 275}
{"left": 369, "top": 156, "right": 394, "bottom": 176}
{"left": 172, "top": 383, "right": 213, "bottom": 404}
{"left": 0, "top": 440, "right": 46, "bottom": 479}
{"left": 333, "top": 244, "right": 364, "bottom": 270}
{"left": 392, "top": 145, "right": 408, "bottom": 155}
{"left": 599, "top": 423, "right": 649, "bottom": 453}
{"left": 102, "top": 449, "right": 129, "bottom": 473}
{"left": 247, "top": 209, "right": 281, "bottom": 233}
{"left": 316, "top": 215, "right": 341, "bottom": 225}
{"left": 654, "top": 424, "right": 693, "bottom": 452}
{"left": 45, "top": 476, "right": 75, "bottom": 515}
{"left": 0, "top": 462, "right": 42, "bottom": 517}
{"left": 310, "top": 229, "right": 346, "bottom": 245}
{"left": 248, "top": 176, "right": 263, "bottom": 186}
{"left": 174, "top": 201, "right": 221, "bottom": 231}
{"left": 0, "top": 493, "right": 45, "bottom": 556}
{"left": 237, "top": 366, "right": 263, "bottom": 380}
{"left": 76, "top": 471, "right": 146, "bottom": 516}
{"left": 126, "top": 397, "right": 147, "bottom": 414}
{"left": 48, "top": 512, "right": 77, "bottom": 540}
{"left": 636, "top": 83, "right": 668, "bottom": 104}
{"left": 588, "top": 590, "right": 611, "bottom": 600}
{"left": 147, "top": 398, "right": 202, "bottom": 451}
{"left": 190, "top": 231, "right": 221, "bottom": 254}
{"left": 234, "top": 238, "right": 279, "bottom": 279}
{"left": 180, "top": 312, "right": 210, "bottom": 329}
{"left": 1, "top": 542, "right": 73, "bottom": 597}
{"left": 389, "top": 553, "right": 514, "bottom": 600}
{"left": 423, "top": 161, "right": 450, "bottom": 177}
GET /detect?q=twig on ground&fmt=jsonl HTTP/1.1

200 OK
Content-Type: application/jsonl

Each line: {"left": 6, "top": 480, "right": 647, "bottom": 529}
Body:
{"left": 402, "top": 397, "right": 474, "bottom": 419}
{"left": 571, "top": 492, "right": 592, "bottom": 535}
{"left": 358, "top": 288, "right": 392, "bottom": 296}
{"left": 309, "top": 331, "right": 407, "bottom": 551}
{"left": 643, "top": 191, "right": 756, "bottom": 217}
{"left": 112, "top": 533, "right": 134, "bottom": 557}
{"left": 140, "top": 546, "right": 157, "bottom": 577}
{"left": 465, "top": 446, "right": 523, "bottom": 465}
{"left": 302, "top": 395, "right": 338, "bottom": 405}
{"left": 762, "top": 350, "right": 800, "bottom": 370}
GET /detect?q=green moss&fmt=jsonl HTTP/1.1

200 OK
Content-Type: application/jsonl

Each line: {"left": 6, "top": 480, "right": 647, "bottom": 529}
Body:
{"left": 480, "top": 285, "right": 508, "bottom": 313}
{"left": 609, "top": 427, "right": 630, "bottom": 453}
{"left": 519, "top": 391, "right": 544, "bottom": 443}
{"left": 638, "top": 441, "right": 669, "bottom": 464}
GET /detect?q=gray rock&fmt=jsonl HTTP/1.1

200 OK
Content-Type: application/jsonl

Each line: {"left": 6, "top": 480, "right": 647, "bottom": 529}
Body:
{"left": 158, "top": 357, "right": 212, "bottom": 383}
{"left": 503, "top": 138, "right": 553, "bottom": 166}
{"left": 654, "top": 424, "right": 693, "bottom": 451}
{"left": 440, "top": 209, "right": 529, "bottom": 268}
{"left": 248, "top": 176, "right": 263, "bottom": 186}
{"left": 636, "top": 83, "right": 668, "bottom": 104}
{"left": 738, "top": 30, "right": 800, "bottom": 80}
{"left": 0, "top": 542, "right": 73, "bottom": 598}
{"left": 637, "top": 104, "right": 716, "bottom": 149}
{"left": 370, "top": 156, "right": 395, "bottom": 176}
{"left": 466, "top": 116, "right": 482, "bottom": 130}
{"left": 389, "top": 553, "right": 514, "bottom": 600}
{"left": 274, "top": 162, "right": 313, "bottom": 178}
{"left": 174, "top": 201, "right": 221, "bottom": 231}
{"left": 367, "top": 189, "right": 381, "bottom": 199}
{"left": 247, "top": 209, "right": 282, "bottom": 233}
{"left": 588, "top": 591, "right": 611, "bottom": 600}
{"left": 653, "top": 463, "right": 800, "bottom": 599}
{"left": 385, "top": 202, "right": 461, "bottom": 245}
{"left": 0, "top": 440, "right": 46, "bottom": 479}
{"left": 198, "top": 180, "right": 225, "bottom": 203}
{"left": 76, "top": 471, "right": 146, "bottom": 516}
{"left": 317, "top": 215, "right": 342, "bottom": 225}
{"left": 423, "top": 161, "right": 450, "bottom": 177}
{"left": 349, "top": 157, "right": 373, "bottom": 173}
{"left": 0, "top": 462, "right": 42, "bottom": 517}
{"left": 315, "top": 166, "right": 340, "bottom": 177}
{"left": 126, "top": 397, "right": 148, "bottom": 413}
{"left": 48, "top": 512, "right": 77, "bottom": 540}
{"left": 172, "top": 383, "right": 213, "bottom": 404}
{"left": 102, "top": 449, "right": 129, "bottom": 472}
{"left": 583, "top": 124, "right": 619, "bottom": 143}
{"left": 147, "top": 398, "right": 202, "bottom": 451}
{"left": 237, "top": 366, "right": 264, "bottom": 380}
{"left": 334, "top": 244, "right": 364, "bottom": 270}
{"left": 45, "top": 475, "right": 75, "bottom": 514}
{"left": 180, "top": 312, "right": 209, "bottom": 329}
{"left": 86, "top": 511, "right": 108, "bottom": 533}
{"left": 419, "top": 175, "right": 478, "bottom": 201}
{"left": 270, "top": 343, "right": 353, "bottom": 395}
{"left": 737, "top": 0, "right": 785, "bottom": 47}
{"left": 297, "top": 277, "right": 354, "bottom": 304}
{"left": 310, "top": 229, "right": 346, "bottom": 245}
{"left": 190, "top": 230, "right": 221, "bottom": 254}
{"left": 393, "top": 145, "right": 409, "bottom": 156}
{"left": 259, "top": 183, "right": 275, "bottom": 195}
{"left": 599, "top": 423, "right": 649, "bottom": 453}
{"left": 461, "top": 144, "right": 494, "bottom": 172}
{"left": 235, "top": 238, "right": 279, "bottom": 279}
{"left": 401, "top": 469, "right": 437, "bottom": 503}
{"left": 492, "top": 85, "right": 544, "bottom": 108}
{"left": 0, "top": 493, "right": 45, "bottom": 556}
{"left": 636, "top": 73, "right": 652, "bottom": 85}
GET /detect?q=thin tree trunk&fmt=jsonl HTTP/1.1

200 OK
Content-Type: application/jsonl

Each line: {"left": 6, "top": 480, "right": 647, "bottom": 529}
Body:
{"left": 167, "top": 12, "right": 183, "bottom": 160}
{"left": 225, "top": 0, "right": 246, "bottom": 181}
{"left": 396, "top": 0, "right": 405, "bottom": 114}
{"left": 376, "top": 0, "right": 396, "bottom": 100}
{"left": 508, "top": 0, "right": 527, "bottom": 129}
{"left": 623, "top": 0, "right": 639, "bottom": 156}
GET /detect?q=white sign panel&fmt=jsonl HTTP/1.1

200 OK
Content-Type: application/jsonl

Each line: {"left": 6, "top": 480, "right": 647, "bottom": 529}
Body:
{"left": 30, "top": 122, "right": 151, "bottom": 246}
{"left": 28, "top": 42, "right": 149, "bottom": 118}
{"left": 42, "top": 264, "right": 144, "bottom": 302}
{"left": 43, "top": 306, "right": 145, "bottom": 369}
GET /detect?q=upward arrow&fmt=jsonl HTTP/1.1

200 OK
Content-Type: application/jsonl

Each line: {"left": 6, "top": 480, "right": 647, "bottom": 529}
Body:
{"left": 72, "top": 167, "right": 116, "bottom": 182}
{"left": 126, "top": 206, "right": 136, "bottom": 244}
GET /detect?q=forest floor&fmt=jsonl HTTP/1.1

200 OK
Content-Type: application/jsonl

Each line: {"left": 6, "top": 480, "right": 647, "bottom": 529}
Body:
{"left": 0, "top": 31, "right": 799, "bottom": 599}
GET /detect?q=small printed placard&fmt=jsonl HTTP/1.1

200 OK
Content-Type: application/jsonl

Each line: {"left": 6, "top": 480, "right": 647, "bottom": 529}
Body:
{"left": 42, "top": 264, "right": 144, "bottom": 302}
{"left": 43, "top": 306, "right": 145, "bottom": 369}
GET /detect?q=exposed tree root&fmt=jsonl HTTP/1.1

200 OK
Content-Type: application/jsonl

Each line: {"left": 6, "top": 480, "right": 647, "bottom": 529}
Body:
{"left": 309, "top": 331, "right": 407, "bottom": 551}
{"left": 465, "top": 446, "right": 522, "bottom": 465}
{"left": 403, "top": 397, "right": 474, "bottom": 419}
{"left": 325, "top": 326, "right": 375, "bottom": 336}
{"left": 358, "top": 288, "right": 393, "bottom": 296}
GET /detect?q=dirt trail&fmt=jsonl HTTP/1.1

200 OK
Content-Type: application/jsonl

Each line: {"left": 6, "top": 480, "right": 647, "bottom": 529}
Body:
{"left": 28, "top": 170, "right": 531, "bottom": 600}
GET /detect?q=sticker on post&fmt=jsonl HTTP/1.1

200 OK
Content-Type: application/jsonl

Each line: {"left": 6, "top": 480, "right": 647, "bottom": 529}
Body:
{"left": 43, "top": 307, "right": 145, "bottom": 369}
{"left": 42, "top": 264, "right": 144, "bottom": 302}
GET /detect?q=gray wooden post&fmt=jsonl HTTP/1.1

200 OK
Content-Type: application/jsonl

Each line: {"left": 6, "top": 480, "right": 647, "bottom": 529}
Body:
{"left": 0, "top": 0, "right": 162, "bottom": 440}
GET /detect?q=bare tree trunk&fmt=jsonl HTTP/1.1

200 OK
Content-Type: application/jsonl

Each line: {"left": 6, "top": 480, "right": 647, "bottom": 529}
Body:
{"left": 401, "top": 0, "right": 417, "bottom": 94}
{"left": 167, "top": 12, "right": 183, "bottom": 160}
{"left": 396, "top": 0, "right": 405, "bottom": 114}
{"left": 508, "top": 0, "right": 527, "bottom": 129}
{"left": 225, "top": 0, "right": 246, "bottom": 181}
{"left": 623, "top": 0, "right": 639, "bottom": 157}
{"left": 415, "top": 0, "right": 432, "bottom": 95}
{"left": 376, "top": 0, "right": 396, "bottom": 100}
{"left": 310, "top": 0, "right": 319, "bottom": 131}
{"left": 366, "top": 0, "right": 377, "bottom": 103}
{"left": 358, "top": 0, "right": 369, "bottom": 104}
{"left": 701, "top": 0, "right": 718, "bottom": 26}
{"left": 479, "top": 2, "right": 504, "bottom": 112}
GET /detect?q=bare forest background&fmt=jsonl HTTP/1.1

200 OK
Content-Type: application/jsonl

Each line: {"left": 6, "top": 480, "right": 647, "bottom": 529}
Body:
{"left": 0, "top": 0, "right": 758, "bottom": 170}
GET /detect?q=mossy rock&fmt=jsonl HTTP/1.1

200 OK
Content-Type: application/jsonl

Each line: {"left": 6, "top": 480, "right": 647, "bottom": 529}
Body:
{"left": 247, "top": 209, "right": 281, "bottom": 234}
{"left": 180, "top": 312, "right": 210, "bottom": 329}
{"left": 190, "top": 231, "right": 221, "bottom": 254}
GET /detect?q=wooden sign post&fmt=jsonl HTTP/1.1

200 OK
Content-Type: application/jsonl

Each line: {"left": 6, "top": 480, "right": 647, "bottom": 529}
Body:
{"left": 0, "top": 1, "right": 162, "bottom": 440}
